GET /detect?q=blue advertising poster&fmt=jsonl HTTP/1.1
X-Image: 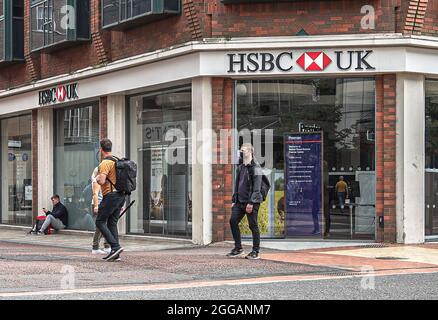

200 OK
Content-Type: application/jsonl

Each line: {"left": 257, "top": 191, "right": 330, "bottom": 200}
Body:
{"left": 284, "top": 133, "right": 322, "bottom": 237}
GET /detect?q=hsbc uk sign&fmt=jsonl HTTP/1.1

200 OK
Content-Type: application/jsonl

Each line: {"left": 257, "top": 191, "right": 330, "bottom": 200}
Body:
{"left": 38, "top": 83, "right": 79, "bottom": 106}
{"left": 227, "top": 50, "right": 375, "bottom": 73}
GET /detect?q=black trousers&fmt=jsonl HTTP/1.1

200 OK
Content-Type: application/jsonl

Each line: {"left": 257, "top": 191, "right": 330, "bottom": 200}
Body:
{"left": 230, "top": 202, "right": 261, "bottom": 252}
{"left": 96, "top": 192, "right": 125, "bottom": 251}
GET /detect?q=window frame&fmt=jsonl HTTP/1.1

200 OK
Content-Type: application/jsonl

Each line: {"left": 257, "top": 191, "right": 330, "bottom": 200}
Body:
{"left": 101, "top": 0, "right": 180, "bottom": 30}
{"left": 30, "top": 0, "right": 90, "bottom": 53}
{"left": 0, "top": 0, "right": 24, "bottom": 63}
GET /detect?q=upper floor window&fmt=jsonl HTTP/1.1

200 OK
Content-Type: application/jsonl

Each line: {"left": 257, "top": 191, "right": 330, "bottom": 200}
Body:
{"left": 102, "top": 0, "right": 180, "bottom": 29}
{"left": 0, "top": 0, "right": 24, "bottom": 64}
{"left": 30, "top": 0, "right": 90, "bottom": 53}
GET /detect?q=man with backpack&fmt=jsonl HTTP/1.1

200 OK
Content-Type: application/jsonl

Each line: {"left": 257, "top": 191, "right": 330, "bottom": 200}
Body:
{"left": 95, "top": 139, "right": 129, "bottom": 262}
{"left": 227, "top": 143, "right": 269, "bottom": 260}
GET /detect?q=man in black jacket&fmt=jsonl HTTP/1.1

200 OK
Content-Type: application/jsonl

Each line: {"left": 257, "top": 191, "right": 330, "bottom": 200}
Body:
{"left": 37, "top": 195, "right": 68, "bottom": 234}
{"left": 228, "top": 143, "right": 263, "bottom": 260}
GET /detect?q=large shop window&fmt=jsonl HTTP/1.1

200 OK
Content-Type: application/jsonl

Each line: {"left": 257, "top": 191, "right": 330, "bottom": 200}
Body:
{"left": 235, "top": 78, "right": 376, "bottom": 240}
{"left": 102, "top": 0, "right": 180, "bottom": 29}
{"left": 0, "top": 0, "right": 24, "bottom": 63}
{"left": 30, "top": 0, "right": 90, "bottom": 52}
{"left": 1, "top": 115, "right": 32, "bottom": 226}
{"left": 129, "top": 86, "right": 192, "bottom": 238}
{"left": 425, "top": 80, "right": 438, "bottom": 236}
{"left": 54, "top": 103, "right": 100, "bottom": 231}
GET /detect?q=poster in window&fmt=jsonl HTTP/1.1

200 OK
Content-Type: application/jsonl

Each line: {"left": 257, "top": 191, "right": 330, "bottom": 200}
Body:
{"left": 284, "top": 132, "right": 323, "bottom": 237}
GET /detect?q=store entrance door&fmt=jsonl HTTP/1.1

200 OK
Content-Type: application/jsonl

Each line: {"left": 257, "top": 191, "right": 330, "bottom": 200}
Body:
{"left": 141, "top": 144, "right": 192, "bottom": 237}
{"left": 425, "top": 170, "right": 438, "bottom": 236}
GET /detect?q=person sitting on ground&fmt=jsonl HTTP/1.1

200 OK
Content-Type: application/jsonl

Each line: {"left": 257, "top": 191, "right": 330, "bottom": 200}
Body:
{"left": 37, "top": 195, "right": 68, "bottom": 235}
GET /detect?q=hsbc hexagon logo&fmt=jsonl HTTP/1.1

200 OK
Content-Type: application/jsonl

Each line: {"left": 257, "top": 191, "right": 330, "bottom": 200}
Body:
{"left": 296, "top": 52, "right": 332, "bottom": 71}
{"left": 56, "top": 85, "right": 67, "bottom": 102}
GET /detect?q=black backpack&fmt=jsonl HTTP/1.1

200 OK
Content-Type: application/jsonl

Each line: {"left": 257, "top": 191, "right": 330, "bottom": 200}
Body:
{"left": 248, "top": 164, "right": 271, "bottom": 202}
{"left": 105, "top": 156, "right": 137, "bottom": 195}
{"left": 260, "top": 174, "right": 271, "bottom": 201}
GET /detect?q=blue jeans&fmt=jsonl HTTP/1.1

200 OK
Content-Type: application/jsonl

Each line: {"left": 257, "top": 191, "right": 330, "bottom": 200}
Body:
{"left": 96, "top": 192, "right": 125, "bottom": 251}
{"left": 338, "top": 192, "right": 346, "bottom": 209}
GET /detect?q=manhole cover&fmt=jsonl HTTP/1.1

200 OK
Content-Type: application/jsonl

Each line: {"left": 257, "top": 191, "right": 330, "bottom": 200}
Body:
{"left": 375, "top": 256, "right": 406, "bottom": 260}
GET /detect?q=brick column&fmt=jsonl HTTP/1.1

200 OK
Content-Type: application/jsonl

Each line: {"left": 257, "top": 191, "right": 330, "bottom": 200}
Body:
{"left": 211, "top": 78, "right": 233, "bottom": 242}
{"left": 100, "top": 96, "right": 108, "bottom": 139}
{"left": 24, "top": 0, "right": 41, "bottom": 82}
{"left": 404, "top": 0, "right": 429, "bottom": 35}
{"left": 376, "top": 74, "right": 397, "bottom": 243}
{"left": 91, "top": 0, "right": 112, "bottom": 64}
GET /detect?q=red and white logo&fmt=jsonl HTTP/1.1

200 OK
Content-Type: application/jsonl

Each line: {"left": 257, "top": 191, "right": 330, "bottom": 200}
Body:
{"left": 296, "top": 52, "right": 332, "bottom": 71}
{"left": 56, "top": 85, "right": 67, "bottom": 102}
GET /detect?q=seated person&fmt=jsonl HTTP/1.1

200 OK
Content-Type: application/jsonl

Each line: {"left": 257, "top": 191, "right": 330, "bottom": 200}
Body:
{"left": 37, "top": 195, "right": 68, "bottom": 235}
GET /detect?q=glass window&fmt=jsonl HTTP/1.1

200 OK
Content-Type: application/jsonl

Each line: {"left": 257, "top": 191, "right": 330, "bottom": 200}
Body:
{"left": 0, "top": 0, "right": 24, "bottom": 62}
{"left": 425, "top": 80, "right": 438, "bottom": 236}
{"left": 129, "top": 86, "right": 192, "bottom": 238}
{"left": 102, "top": 0, "right": 179, "bottom": 29}
{"left": 235, "top": 78, "right": 376, "bottom": 240}
{"left": 30, "top": 0, "right": 90, "bottom": 52}
{"left": 54, "top": 103, "right": 100, "bottom": 231}
{"left": 1, "top": 115, "right": 33, "bottom": 226}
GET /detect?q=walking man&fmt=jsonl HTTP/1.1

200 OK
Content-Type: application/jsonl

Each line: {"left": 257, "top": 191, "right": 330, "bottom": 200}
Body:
{"left": 95, "top": 139, "right": 126, "bottom": 262}
{"left": 335, "top": 176, "right": 349, "bottom": 213}
{"left": 228, "top": 143, "right": 263, "bottom": 260}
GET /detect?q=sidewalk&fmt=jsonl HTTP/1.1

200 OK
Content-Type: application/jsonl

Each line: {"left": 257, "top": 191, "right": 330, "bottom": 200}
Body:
{"left": 0, "top": 227, "right": 196, "bottom": 252}
{"left": 2, "top": 227, "right": 438, "bottom": 298}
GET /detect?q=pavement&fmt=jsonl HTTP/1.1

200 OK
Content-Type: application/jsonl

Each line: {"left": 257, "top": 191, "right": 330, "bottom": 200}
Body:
{"left": 1, "top": 227, "right": 438, "bottom": 300}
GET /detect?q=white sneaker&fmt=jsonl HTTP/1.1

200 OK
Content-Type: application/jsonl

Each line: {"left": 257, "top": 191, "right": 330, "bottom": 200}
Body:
{"left": 91, "top": 249, "right": 106, "bottom": 254}
{"left": 103, "top": 248, "right": 111, "bottom": 254}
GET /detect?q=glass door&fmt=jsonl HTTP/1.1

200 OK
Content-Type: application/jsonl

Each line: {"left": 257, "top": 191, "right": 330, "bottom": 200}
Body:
{"left": 1, "top": 115, "right": 32, "bottom": 226}
{"left": 425, "top": 80, "right": 438, "bottom": 236}
{"left": 129, "top": 86, "right": 192, "bottom": 238}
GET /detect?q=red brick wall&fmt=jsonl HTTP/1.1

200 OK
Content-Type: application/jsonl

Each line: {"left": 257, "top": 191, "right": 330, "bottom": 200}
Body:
{"left": 208, "top": 0, "right": 402, "bottom": 36}
{"left": 212, "top": 78, "right": 233, "bottom": 242}
{"left": 375, "top": 74, "right": 397, "bottom": 243}
{"left": 3, "top": 0, "right": 438, "bottom": 92}
{"left": 423, "top": 0, "right": 438, "bottom": 36}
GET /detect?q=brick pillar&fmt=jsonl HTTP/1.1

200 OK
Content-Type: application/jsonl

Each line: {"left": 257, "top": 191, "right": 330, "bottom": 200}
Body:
{"left": 31, "top": 109, "right": 38, "bottom": 223}
{"left": 100, "top": 96, "right": 108, "bottom": 139}
{"left": 404, "top": 0, "right": 429, "bottom": 35}
{"left": 376, "top": 74, "right": 397, "bottom": 243}
{"left": 91, "top": 0, "right": 112, "bottom": 64}
{"left": 24, "top": 0, "right": 41, "bottom": 82}
{"left": 211, "top": 78, "right": 233, "bottom": 242}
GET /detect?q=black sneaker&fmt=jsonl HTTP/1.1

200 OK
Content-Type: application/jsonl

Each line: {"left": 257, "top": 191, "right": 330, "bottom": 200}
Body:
{"left": 226, "top": 248, "right": 244, "bottom": 257}
{"left": 245, "top": 251, "right": 260, "bottom": 260}
{"left": 103, "top": 247, "right": 124, "bottom": 261}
